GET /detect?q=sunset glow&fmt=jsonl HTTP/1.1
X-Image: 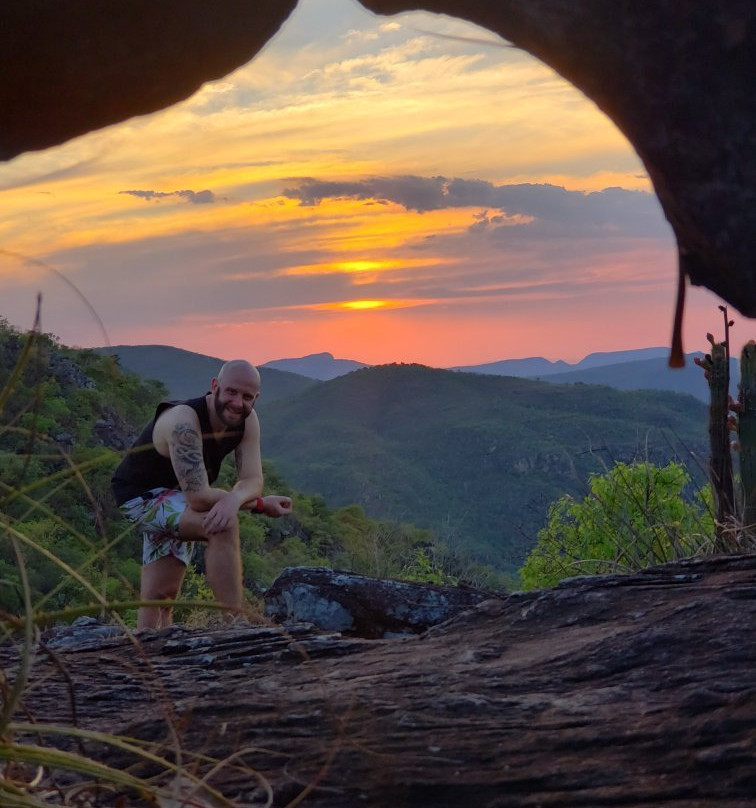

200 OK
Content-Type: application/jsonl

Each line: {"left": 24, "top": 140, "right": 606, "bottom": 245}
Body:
{"left": 0, "top": 0, "right": 743, "bottom": 367}
{"left": 340, "top": 300, "right": 390, "bottom": 310}
{"left": 320, "top": 298, "right": 429, "bottom": 311}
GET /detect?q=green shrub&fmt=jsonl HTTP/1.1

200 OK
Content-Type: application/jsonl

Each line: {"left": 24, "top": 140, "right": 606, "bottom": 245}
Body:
{"left": 520, "top": 460, "right": 715, "bottom": 589}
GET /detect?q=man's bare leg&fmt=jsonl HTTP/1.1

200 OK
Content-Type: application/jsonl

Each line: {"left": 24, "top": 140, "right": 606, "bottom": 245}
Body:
{"left": 179, "top": 508, "right": 244, "bottom": 613}
{"left": 203, "top": 527, "right": 243, "bottom": 613}
{"left": 138, "top": 555, "right": 187, "bottom": 630}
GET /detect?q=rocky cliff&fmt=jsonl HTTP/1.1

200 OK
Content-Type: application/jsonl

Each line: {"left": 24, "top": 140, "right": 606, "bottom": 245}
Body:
{"left": 2, "top": 555, "right": 755, "bottom": 806}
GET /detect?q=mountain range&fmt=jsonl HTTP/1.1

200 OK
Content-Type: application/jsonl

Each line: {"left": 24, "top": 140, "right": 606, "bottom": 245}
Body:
{"left": 94, "top": 343, "right": 712, "bottom": 569}
{"left": 454, "top": 348, "right": 740, "bottom": 404}
{"left": 451, "top": 346, "right": 673, "bottom": 375}
{"left": 97, "top": 344, "right": 740, "bottom": 404}
{"left": 275, "top": 347, "right": 742, "bottom": 404}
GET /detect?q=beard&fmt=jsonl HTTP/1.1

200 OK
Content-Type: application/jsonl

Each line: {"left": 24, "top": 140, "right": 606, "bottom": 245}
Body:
{"left": 213, "top": 389, "right": 250, "bottom": 428}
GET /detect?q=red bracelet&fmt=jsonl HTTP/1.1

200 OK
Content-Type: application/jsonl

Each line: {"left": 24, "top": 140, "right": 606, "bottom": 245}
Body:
{"left": 254, "top": 496, "right": 264, "bottom": 513}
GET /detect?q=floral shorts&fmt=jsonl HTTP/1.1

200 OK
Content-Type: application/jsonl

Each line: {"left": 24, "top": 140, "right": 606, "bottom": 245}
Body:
{"left": 119, "top": 487, "right": 195, "bottom": 566}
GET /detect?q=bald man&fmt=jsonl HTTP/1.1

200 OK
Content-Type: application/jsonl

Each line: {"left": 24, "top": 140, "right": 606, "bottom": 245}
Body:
{"left": 112, "top": 360, "right": 292, "bottom": 629}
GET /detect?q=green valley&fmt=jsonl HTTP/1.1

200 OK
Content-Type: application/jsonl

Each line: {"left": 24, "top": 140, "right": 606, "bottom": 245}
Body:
{"left": 258, "top": 363, "right": 709, "bottom": 568}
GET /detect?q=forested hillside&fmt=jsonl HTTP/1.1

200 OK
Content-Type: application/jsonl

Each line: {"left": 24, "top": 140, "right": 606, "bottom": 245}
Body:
{"left": 258, "top": 363, "right": 710, "bottom": 567}
{"left": 0, "top": 321, "right": 165, "bottom": 615}
{"left": 1, "top": 322, "right": 480, "bottom": 619}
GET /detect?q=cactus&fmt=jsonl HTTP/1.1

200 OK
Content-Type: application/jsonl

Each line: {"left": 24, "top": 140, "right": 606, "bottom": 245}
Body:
{"left": 739, "top": 341, "right": 756, "bottom": 543}
{"left": 706, "top": 341, "right": 736, "bottom": 544}
{"left": 695, "top": 308, "right": 755, "bottom": 551}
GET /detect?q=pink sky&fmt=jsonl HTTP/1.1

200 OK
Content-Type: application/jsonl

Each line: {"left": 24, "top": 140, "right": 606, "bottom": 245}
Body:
{"left": 0, "top": 0, "right": 745, "bottom": 367}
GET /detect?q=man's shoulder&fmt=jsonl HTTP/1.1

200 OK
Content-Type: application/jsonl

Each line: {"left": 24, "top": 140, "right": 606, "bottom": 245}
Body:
{"left": 242, "top": 409, "right": 261, "bottom": 437}
{"left": 155, "top": 401, "right": 202, "bottom": 429}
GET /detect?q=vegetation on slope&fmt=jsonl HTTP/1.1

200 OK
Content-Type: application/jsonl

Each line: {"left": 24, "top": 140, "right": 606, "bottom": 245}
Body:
{"left": 0, "top": 321, "right": 505, "bottom": 620}
{"left": 258, "top": 363, "right": 710, "bottom": 568}
{"left": 519, "top": 460, "right": 715, "bottom": 588}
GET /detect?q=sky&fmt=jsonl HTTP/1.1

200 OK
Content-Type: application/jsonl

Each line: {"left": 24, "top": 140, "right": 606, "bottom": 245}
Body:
{"left": 0, "top": 0, "right": 741, "bottom": 367}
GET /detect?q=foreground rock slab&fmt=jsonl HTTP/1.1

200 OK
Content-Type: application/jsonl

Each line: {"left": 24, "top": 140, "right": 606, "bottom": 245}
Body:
{"left": 3, "top": 555, "right": 756, "bottom": 806}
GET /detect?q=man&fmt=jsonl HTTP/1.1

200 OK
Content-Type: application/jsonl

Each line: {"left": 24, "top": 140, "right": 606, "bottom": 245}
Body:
{"left": 111, "top": 359, "right": 292, "bottom": 629}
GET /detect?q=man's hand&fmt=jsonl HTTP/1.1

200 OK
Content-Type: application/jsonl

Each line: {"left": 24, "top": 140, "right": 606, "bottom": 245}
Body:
{"left": 260, "top": 495, "right": 293, "bottom": 517}
{"left": 201, "top": 492, "right": 243, "bottom": 534}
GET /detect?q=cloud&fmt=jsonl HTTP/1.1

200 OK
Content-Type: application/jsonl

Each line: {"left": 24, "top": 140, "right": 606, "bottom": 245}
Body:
{"left": 282, "top": 176, "right": 669, "bottom": 238}
{"left": 282, "top": 176, "right": 446, "bottom": 212}
{"left": 119, "top": 189, "right": 217, "bottom": 204}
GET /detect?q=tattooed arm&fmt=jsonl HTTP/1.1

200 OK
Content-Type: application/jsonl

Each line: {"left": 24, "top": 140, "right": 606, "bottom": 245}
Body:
{"left": 153, "top": 405, "right": 227, "bottom": 512}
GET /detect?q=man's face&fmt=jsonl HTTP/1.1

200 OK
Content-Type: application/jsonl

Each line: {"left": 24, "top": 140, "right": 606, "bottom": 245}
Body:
{"left": 212, "top": 370, "right": 259, "bottom": 428}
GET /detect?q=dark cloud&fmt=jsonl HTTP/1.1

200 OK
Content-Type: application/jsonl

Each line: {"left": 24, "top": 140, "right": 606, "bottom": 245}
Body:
{"left": 282, "top": 175, "right": 668, "bottom": 238}
{"left": 119, "top": 189, "right": 216, "bottom": 204}
{"left": 282, "top": 176, "right": 445, "bottom": 211}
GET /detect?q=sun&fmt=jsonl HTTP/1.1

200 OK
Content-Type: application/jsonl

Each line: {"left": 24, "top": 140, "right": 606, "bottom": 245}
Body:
{"left": 340, "top": 300, "right": 388, "bottom": 310}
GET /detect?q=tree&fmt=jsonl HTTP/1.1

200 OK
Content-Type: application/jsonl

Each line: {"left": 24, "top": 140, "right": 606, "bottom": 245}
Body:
{"left": 519, "top": 461, "right": 715, "bottom": 589}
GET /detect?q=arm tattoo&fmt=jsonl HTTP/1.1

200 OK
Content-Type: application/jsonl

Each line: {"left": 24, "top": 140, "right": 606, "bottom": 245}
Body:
{"left": 171, "top": 421, "right": 205, "bottom": 491}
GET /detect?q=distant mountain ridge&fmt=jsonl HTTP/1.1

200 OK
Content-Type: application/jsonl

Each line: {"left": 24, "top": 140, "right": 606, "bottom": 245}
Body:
{"left": 97, "top": 344, "right": 742, "bottom": 405}
{"left": 540, "top": 352, "right": 740, "bottom": 403}
{"left": 451, "top": 347, "right": 672, "bottom": 377}
{"left": 261, "top": 352, "right": 369, "bottom": 381}
{"left": 259, "top": 347, "right": 678, "bottom": 381}
{"left": 258, "top": 346, "right": 737, "bottom": 404}
{"left": 93, "top": 345, "right": 318, "bottom": 402}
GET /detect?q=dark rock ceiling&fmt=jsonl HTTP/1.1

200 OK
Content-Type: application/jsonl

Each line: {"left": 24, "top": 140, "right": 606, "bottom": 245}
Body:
{"left": 2, "top": 1, "right": 755, "bottom": 324}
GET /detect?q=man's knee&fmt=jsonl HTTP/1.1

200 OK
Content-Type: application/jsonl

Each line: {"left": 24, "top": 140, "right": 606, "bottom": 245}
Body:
{"left": 179, "top": 508, "right": 240, "bottom": 542}
{"left": 148, "top": 579, "right": 182, "bottom": 600}
{"left": 206, "top": 526, "right": 240, "bottom": 548}
{"left": 141, "top": 556, "right": 186, "bottom": 600}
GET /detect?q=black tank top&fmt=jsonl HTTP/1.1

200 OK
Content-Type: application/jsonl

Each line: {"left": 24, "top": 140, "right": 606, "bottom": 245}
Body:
{"left": 111, "top": 396, "right": 245, "bottom": 506}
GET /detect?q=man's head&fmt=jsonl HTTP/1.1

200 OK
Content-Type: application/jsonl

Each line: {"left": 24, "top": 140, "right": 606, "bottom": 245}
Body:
{"left": 210, "top": 360, "right": 260, "bottom": 428}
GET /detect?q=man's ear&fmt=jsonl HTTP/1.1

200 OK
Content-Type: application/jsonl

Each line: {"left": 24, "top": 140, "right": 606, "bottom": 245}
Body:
{"left": 210, "top": 377, "right": 219, "bottom": 392}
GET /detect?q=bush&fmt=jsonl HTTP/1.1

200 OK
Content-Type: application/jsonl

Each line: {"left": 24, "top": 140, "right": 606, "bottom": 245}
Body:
{"left": 519, "top": 461, "right": 715, "bottom": 589}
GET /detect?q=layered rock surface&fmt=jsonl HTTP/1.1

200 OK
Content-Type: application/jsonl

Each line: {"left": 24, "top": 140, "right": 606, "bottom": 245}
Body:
{"left": 2, "top": 556, "right": 755, "bottom": 806}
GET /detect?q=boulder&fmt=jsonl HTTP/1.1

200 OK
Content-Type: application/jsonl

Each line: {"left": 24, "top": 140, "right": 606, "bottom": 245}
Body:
{"left": 264, "top": 566, "right": 494, "bottom": 637}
